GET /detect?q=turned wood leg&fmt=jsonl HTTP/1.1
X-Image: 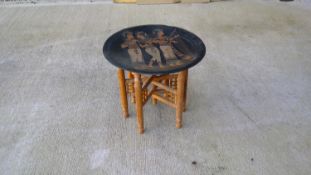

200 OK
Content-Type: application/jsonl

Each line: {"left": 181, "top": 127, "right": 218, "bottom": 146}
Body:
{"left": 117, "top": 69, "right": 129, "bottom": 118}
{"left": 128, "top": 72, "right": 135, "bottom": 103}
{"left": 134, "top": 73, "right": 144, "bottom": 134}
{"left": 176, "top": 70, "right": 187, "bottom": 128}
{"left": 183, "top": 69, "right": 188, "bottom": 112}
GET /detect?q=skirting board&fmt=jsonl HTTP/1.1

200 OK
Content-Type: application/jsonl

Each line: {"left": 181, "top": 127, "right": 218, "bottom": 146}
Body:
{"left": 181, "top": 0, "right": 210, "bottom": 3}
{"left": 114, "top": 0, "right": 211, "bottom": 3}
{"left": 114, "top": 0, "right": 136, "bottom": 3}
{"left": 136, "top": 0, "right": 180, "bottom": 4}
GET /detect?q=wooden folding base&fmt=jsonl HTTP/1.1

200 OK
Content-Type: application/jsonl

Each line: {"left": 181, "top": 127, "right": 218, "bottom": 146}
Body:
{"left": 117, "top": 68, "right": 188, "bottom": 134}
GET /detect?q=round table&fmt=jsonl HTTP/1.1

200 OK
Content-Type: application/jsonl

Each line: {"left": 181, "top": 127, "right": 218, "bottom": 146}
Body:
{"left": 103, "top": 25, "right": 206, "bottom": 134}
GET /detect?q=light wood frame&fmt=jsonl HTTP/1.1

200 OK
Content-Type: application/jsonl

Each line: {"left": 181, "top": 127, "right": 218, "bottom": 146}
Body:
{"left": 117, "top": 68, "right": 188, "bottom": 134}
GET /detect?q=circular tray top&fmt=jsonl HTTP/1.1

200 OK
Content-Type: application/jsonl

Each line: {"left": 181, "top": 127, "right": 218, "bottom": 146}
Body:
{"left": 103, "top": 25, "right": 206, "bottom": 74}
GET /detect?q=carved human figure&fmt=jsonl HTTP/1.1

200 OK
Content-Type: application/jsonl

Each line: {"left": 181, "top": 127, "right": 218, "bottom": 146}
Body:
{"left": 136, "top": 31, "right": 163, "bottom": 67}
{"left": 121, "top": 31, "right": 143, "bottom": 63}
{"left": 153, "top": 29, "right": 178, "bottom": 62}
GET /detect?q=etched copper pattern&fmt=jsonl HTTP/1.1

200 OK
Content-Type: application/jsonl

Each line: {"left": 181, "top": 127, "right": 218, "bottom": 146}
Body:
{"left": 103, "top": 25, "right": 205, "bottom": 74}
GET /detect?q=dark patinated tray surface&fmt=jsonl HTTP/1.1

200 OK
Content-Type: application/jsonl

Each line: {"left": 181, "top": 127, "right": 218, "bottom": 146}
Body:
{"left": 103, "top": 25, "right": 206, "bottom": 74}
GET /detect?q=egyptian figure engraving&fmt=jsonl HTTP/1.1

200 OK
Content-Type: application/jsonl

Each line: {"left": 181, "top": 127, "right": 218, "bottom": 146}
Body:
{"left": 153, "top": 29, "right": 177, "bottom": 62}
{"left": 136, "top": 31, "right": 164, "bottom": 67}
{"left": 121, "top": 29, "right": 193, "bottom": 68}
{"left": 121, "top": 31, "right": 144, "bottom": 63}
